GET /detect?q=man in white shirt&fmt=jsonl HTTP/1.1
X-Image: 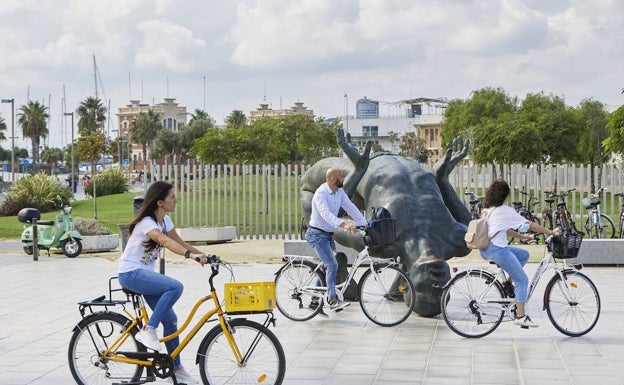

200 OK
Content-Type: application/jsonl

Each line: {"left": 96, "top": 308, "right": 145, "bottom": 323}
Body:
{"left": 306, "top": 167, "right": 368, "bottom": 311}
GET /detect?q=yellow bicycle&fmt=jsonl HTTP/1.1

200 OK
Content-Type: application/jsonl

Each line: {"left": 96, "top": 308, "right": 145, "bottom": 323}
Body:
{"left": 68, "top": 255, "right": 285, "bottom": 385}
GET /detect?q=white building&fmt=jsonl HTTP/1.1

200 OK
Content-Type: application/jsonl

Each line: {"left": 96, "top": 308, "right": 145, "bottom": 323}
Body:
{"left": 346, "top": 97, "right": 447, "bottom": 161}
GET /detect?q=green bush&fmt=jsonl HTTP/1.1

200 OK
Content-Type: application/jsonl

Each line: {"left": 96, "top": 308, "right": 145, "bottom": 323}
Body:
{"left": 85, "top": 169, "right": 129, "bottom": 197}
{"left": 0, "top": 173, "right": 72, "bottom": 216}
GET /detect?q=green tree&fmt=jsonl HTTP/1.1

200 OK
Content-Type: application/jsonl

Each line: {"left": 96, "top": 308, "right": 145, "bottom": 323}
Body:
{"left": 441, "top": 87, "right": 516, "bottom": 150}
{"left": 575, "top": 99, "right": 610, "bottom": 192}
{"left": 40, "top": 147, "right": 64, "bottom": 174}
{"left": 225, "top": 110, "right": 247, "bottom": 128}
{"left": 603, "top": 106, "right": 624, "bottom": 156}
{"left": 76, "top": 97, "right": 107, "bottom": 133}
{"left": 75, "top": 130, "right": 110, "bottom": 218}
{"left": 152, "top": 129, "right": 180, "bottom": 165}
{"left": 131, "top": 110, "right": 162, "bottom": 173}
{"left": 397, "top": 132, "right": 429, "bottom": 163}
{"left": 0, "top": 115, "right": 6, "bottom": 141}
{"left": 188, "top": 108, "right": 214, "bottom": 126}
{"left": 17, "top": 100, "right": 49, "bottom": 167}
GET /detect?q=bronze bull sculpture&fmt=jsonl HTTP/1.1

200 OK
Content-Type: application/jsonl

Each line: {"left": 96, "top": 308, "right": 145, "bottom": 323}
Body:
{"left": 301, "top": 130, "right": 472, "bottom": 316}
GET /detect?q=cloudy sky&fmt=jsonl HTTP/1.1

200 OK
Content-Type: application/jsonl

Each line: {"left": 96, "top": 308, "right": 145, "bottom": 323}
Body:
{"left": 0, "top": 0, "right": 622, "bottom": 149}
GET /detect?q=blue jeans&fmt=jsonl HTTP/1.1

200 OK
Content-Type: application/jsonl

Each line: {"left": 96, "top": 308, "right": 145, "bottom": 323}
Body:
{"left": 119, "top": 269, "right": 184, "bottom": 366}
{"left": 306, "top": 228, "right": 338, "bottom": 300}
{"left": 479, "top": 244, "right": 530, "bottom": 303}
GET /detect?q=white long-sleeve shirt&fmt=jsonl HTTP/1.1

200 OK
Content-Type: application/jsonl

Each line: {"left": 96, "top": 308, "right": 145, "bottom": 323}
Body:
{"left": 309, "top": 182, "right": 367, "bottom": 232}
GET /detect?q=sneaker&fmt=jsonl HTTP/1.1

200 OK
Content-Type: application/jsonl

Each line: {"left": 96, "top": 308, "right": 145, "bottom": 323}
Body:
{"left": 502, "top": 281, "right": 515, "bottom": 298}
{"left": 135, "top": 326, "right": 162, "bottom": 351}
{"left": 309, "top": 300, "right": 329, "bottom": 318}
{"left": 169, "top": 367, "right": 199, "bottom": 384}
{"left": 328, "top": 298, "right": 349, "bottom": 312}
{"left": 514, "top": 315, "right": 539, "bottom": 328}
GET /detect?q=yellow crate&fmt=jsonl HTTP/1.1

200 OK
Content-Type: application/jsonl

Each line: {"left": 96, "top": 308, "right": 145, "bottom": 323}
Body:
{"left": 224, "top": 281, "right": 276, "bottom": 313}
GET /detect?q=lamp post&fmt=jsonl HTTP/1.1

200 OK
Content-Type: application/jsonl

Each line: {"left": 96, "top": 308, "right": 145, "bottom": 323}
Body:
{"left": 1, "top": 98, "right": 14, "bottom": 182}
{"left": 64, "top": 112, "right": 75, "bottom": 197}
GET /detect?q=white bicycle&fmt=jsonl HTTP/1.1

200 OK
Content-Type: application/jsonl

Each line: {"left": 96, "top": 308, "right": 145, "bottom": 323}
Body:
{"left": 274, "top": 222, "right": 415, "bottom": 327}
{"left": 441, "top": 232, "right": 600, "bottom": 338}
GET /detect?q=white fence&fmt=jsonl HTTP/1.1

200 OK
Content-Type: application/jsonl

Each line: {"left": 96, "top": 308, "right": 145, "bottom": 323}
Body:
{"left": 144, "top": 162, "right": 624, "bottom": 239}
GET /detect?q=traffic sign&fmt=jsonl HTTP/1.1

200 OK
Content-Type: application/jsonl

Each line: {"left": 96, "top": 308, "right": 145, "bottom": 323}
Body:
{"left": 123, "top": 159, "right": 129, "bottom": 165}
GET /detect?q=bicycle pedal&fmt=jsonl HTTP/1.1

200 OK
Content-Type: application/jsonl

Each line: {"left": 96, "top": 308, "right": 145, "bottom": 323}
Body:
{"left": 520, "top": 326, "right": 529, "bottom": 330}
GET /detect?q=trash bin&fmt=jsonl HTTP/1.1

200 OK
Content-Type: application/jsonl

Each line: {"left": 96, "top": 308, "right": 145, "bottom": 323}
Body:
{"left": 133, "top": 195, "right": 145, "bottom": 214}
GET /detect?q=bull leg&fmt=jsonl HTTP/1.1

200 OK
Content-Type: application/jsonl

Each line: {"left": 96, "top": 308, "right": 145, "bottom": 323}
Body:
{"left": 336, "top": 128, "right": 372, "bottom": 199}
{"left": 433, "top": 136, "right": 472, "bottom": 225}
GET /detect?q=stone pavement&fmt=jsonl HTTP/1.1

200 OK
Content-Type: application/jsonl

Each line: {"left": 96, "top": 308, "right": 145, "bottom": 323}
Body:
{"left": 1, "top": 243, "right": 623, "bottom": 385}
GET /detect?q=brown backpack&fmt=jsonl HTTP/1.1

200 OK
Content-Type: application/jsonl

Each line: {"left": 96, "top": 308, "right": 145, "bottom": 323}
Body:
{"left": 464, "top": 207, "right": 499, "bottom": 249}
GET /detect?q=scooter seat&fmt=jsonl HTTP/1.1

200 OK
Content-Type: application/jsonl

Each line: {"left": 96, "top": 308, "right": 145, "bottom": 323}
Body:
{"left": 36, "top": 220, "right": 54, "bottom": 226}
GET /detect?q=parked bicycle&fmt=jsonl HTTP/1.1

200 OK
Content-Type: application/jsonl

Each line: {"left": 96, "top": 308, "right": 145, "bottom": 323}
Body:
{"left": 509, "top": 189, "right": 541, "bottom": 244}
{"left": 550, "top": 188, "right": 578, "bottom": 233}
{"left": 465, "top": 191, "right": 483, "bottom": 220}
{"left": 68, "top": 255, "right": 286, "bottom": 385}
{"left": 583, "top": 188, "right": 615, "bottom": 239}
{"left": 440, "top": 232, "right": 600, "bottom": 338}
{"left": 616, "top": 193, "right": 624, "bottom": 238}
{"left": 274, "top": 220, "right": 416, "bottom": 327}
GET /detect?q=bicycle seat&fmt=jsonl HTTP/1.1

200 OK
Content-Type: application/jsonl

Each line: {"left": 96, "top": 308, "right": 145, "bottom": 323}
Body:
{"left": 122, "top": 287, "right": 142, "bottom": 297}
{"left": 545, "top": 198, "right": 554, "bottom": 204}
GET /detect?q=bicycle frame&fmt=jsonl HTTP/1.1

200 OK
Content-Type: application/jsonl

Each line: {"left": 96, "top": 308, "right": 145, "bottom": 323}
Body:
{"left": 284, "top": 245, "right": 401, "bottom": 300}
{"left": 78, "top": 265, "right": 266, "bottom": 371}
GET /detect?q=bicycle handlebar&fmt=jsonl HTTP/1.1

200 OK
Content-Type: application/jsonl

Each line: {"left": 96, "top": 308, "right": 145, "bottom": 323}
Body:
{"left": 195, "top": 253, "right": 220, "bottom": 265}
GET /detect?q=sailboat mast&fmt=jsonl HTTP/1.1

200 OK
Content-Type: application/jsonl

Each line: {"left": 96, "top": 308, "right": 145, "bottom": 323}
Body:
{"left": 93, "top": 55, "right": 98, "bottom": 99}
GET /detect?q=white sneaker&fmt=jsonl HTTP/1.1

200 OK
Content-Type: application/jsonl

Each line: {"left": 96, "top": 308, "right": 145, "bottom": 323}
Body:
{"left": 135, "top": 326, "right": 162, "bottom": 351}
{"left": 328, "top": 298, "right": 349, "bottom": 312}
{"left": 514, "top": 315, "right": 539, "bottom": 328}
{"left": 168, "top": 367, "right": 199, "bottom": 384}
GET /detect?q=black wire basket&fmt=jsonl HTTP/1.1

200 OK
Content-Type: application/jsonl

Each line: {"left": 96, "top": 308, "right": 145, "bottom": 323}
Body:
{"left": 367, "top": 219, "right": 397, "bottom": 247}
{"left": 550, "top": 232, "right": 584, "bottom": 259}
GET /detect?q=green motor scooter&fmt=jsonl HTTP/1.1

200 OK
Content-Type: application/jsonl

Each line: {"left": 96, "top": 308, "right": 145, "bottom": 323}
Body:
{"left": 18, "top": 203, "right": 83, "bottom": 258}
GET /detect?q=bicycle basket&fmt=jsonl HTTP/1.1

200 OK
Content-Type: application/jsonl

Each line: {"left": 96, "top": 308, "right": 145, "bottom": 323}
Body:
{"left": 224, "top": 281, "right": 276, "bottom": 313}
{"left": 551, "top": 232, "right": 584, "bottom": 259}
{"left": 368, "top": 218, "right": 397, "bottom": 247}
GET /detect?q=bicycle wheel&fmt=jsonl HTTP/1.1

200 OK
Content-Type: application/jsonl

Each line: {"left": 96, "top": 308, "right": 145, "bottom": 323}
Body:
{"left": 544, "top": 270, "right": 601, "bottom": 337}
{"left": 274, "top": 260, "right": 326, "bottom": 321}
{"left": 584, "top": 214, "right": 615, "bottom": 239}
{"left": 198, "top": 318, "right": 286, "bottom": 385}
{"left": 358, "top": 264, "right": 415, "bottom": 326}
{"left": 440, "top": 270, "right": 505, "bottom": 338}
{"left": 619, "top": 215, "right": 624, "bottom": 238}
{"left": 68, "top": 312, "right": 144, "bottom": 385}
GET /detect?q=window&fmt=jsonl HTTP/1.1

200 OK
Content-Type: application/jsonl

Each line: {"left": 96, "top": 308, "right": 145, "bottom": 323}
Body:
{"left": 362, "top": 126, "right": 379, "bottom": 137}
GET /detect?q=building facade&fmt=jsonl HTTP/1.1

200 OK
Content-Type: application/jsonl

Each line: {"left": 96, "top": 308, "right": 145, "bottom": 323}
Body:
{"left": 346, "top": 97, "right": 447, "bottom": 164}
{"left": 116, "top": 98, "right": 188, "bottom": 171}
{"left": 249, "top": 101, "right": 314, "bottom": 121}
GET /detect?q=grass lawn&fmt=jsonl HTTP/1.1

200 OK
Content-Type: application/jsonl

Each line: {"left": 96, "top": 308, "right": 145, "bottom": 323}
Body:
{"left": 0, "top": 192, "right": 138, "bottom": 239}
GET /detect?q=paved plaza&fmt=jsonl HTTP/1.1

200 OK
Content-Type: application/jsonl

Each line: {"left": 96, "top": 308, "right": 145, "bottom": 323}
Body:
{"left": 1, "top": 243, "right": 623, "bottom": 385}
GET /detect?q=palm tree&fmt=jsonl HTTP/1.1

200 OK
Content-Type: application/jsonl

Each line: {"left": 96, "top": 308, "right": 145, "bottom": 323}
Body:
{"left": 17, "top": 100, "right": 49, "bottom": 166}
{"left": 76, "top": 97, "right": 107, "bottom": 134}
{"left": 225, "top": 110, "right": 247, "bottom": 128}
{"left": 40, "top": 147, "right": 64, "bottom": 174}
{"left": 0, "top": 115, "right": 6, "bottom": 141}
{"left": 131, "top": 109, "right": 162, "bottom": 173}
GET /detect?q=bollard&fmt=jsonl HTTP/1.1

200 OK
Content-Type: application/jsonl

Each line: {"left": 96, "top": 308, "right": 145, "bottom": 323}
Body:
{"left": 32, "top": 219, "right": 38, "bottom": 262}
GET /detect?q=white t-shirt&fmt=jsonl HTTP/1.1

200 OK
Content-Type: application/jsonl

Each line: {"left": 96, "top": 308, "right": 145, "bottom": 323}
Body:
{"left": 485, "top": 205, "right": 528, "bottom": 247}
{"left": 118, "top": 215, "right": 174, "bottom": 273}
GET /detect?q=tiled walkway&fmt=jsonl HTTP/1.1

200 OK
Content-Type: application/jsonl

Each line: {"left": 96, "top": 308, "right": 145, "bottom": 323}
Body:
{"left": 0, "top": 252, "right": 623, "bottom": 385}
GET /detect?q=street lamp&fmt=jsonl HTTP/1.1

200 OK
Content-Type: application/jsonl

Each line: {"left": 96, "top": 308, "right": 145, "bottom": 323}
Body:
{"left": 64, "top": 112, "right": 74, "bottom": 196}
{"left": 1, "top": 98, "right": 14, "bottom": 182}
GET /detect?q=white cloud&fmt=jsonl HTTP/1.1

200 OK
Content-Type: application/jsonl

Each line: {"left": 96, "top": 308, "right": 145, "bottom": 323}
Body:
{"left": 134, "top": 20, "right": 207, "bottom": 72}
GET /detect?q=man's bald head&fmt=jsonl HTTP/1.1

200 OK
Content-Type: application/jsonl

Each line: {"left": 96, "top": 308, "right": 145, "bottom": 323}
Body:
{"left": 326, "top": 167, "right": 344, "bottom": 192}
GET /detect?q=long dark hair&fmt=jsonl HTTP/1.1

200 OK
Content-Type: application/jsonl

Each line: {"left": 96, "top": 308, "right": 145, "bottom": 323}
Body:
{"left": 128, "top": 181, "right": 173, "bottom": 253}
{"left": 482, "top": 179, "right": 510, "bottom": 209}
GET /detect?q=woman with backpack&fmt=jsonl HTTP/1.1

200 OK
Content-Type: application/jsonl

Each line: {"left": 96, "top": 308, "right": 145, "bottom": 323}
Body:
{"left": 480, "top": 179, "right": 562, "bottom": 328}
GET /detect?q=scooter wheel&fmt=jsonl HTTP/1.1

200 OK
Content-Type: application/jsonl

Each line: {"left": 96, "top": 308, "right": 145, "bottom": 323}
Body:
{"left": 23, "top": 246, "right": 33, "bottom": 255}
{"left": 63, "top": 239, "right": 82, "bottom": 258}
